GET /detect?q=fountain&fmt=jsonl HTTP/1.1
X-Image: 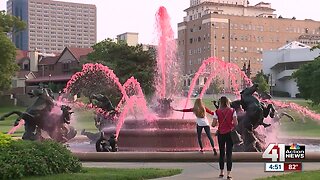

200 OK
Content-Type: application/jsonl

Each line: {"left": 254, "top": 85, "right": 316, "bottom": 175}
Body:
{"left": 6, "top": 6, "right": 319, "bottom": 154}
{"left": 62, "top": 6, "right": 272, "bottom": 152}
{"left": 62, "top": 6, "right": 320, "bottom": 153}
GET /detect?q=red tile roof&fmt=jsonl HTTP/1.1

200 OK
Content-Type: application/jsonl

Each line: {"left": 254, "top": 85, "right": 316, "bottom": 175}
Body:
{"left": 16, "top": 71, "right": 32, "bottom": 79}
{"left": 67, "top": 47, "right": 93, "bottom": 61}
{"left": 16, "top": 50, "right": 29, "bottom": 63}
{"left": 39, "top": 56, "right": 59, "bottom": 65}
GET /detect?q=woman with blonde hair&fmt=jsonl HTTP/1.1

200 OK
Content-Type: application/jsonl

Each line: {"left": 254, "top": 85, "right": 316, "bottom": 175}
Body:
{"left": 212, "top": 96, "right": 238, "bottom": 180}
{"left": 174, "top": 98, "right": 217, "bottom": 155}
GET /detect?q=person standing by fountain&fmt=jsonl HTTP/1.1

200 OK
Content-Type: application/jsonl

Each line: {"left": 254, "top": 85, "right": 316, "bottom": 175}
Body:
{"left": 211, "top": 96, "right": 238, "bottom": 180}
{"left": 173, "top": 98, "right": 217, "bottom": 155}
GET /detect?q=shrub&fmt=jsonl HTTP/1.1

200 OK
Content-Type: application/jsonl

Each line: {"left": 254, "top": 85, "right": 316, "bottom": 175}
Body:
{"left": 0, "top": 140, "right": 82, "bottom": 179}
{"left": 272, "top": 90, "right": 291, "bottom": 97}
{"left": 0, "top": 132, "right": 13, "bottom": 147}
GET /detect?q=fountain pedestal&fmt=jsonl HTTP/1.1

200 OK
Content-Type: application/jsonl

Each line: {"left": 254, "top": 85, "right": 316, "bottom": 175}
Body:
{"left": 102, "top": 119, "right": 218, "bottom": 152}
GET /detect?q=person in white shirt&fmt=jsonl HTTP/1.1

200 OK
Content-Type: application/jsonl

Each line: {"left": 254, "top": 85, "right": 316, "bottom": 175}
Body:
{"left": 174, "top": 98, "right": 217, "bottom": 155}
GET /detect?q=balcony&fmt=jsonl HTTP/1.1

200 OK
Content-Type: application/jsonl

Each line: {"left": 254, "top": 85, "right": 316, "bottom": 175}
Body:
{"left": 277, "top": 69, "right": 296, "bottom": 80}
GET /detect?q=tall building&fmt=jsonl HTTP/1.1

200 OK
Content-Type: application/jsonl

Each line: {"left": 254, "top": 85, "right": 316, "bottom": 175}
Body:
{"left": 178, "top": 0, "right": 320, "bottom": 86}
{"left": 7, "top": 0, "right": 97, "bottom": 53}
{"left": 116, "top": 32, "right": 139, "bottom": 46}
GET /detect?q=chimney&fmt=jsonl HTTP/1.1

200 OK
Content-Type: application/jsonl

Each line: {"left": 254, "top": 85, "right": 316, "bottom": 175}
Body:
{"left": 29, "top": 49, "right": 39, "bottom": 72}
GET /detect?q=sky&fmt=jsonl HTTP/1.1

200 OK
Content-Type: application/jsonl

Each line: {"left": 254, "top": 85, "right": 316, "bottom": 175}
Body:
{"left": 1, "top": 0, "right": 319, "bottom": 44}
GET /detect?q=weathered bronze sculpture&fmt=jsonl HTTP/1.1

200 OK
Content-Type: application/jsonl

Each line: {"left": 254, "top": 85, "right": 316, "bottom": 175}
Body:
{"left": 95, "top": 132, "right": 118, "bottom": 152}
{"left": 0, "top": 88, "right": 76, "bottom": 142}
{"left": 212, "top": 84, "right": 277, "bottom": 152}
{"left": 154, "top": 98, "right": 174, "bottom": 117}
{"left": 82, "top": 94, "right": 119, "bottom": 144}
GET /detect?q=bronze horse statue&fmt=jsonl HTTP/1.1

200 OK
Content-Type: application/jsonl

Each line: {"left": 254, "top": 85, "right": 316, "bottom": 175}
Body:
{"left": 212, "top": 85, "right": 277, "bottom": 152}
{"left": 239, "top": 84, "right": 276, "bottom": 129}
{"left": 0, "top": 88, "right": 77, "bottom": 142}
{"left": 81, "top": 94, "right": 120, "bottom": 143}
{"left": 90, "top": 94, "right": 119, "bottom": 130}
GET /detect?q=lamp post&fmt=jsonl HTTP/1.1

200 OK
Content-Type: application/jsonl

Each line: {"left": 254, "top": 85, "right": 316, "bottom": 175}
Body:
{"left": 269, "top": 73, "right": 273, "bottom": 95}
{"left": 24, "top": 75, "right": 29, "bottom": 94}
{"left": 48, "top": 74, "right": 52, "bottom": 88}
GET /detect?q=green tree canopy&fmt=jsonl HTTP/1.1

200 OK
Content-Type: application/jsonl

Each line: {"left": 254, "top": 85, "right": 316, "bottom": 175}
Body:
{"left": 0, "top": 11, "right": 26, "bottom": 33}
{"left": 85, "top": 39, "right": 157, "bottom": 96}
{"left": 0, "top": 33, "right": 19, "bottom": 92}
{"left": 0, "top": 11, "right": 25, "bottom": 93}
{"left": 293, "top": 45, "right": 320, "bottom": 104}
{"left": 252, "top": 70, "right": 269, "bottom": 93}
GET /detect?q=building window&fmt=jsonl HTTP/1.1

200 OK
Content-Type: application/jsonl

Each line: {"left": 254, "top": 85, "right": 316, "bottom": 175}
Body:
{"left": 23, "top": 63, "right": 29, "bottom": 70}
{"left": 49, "top": 65, "right": 54, "bottom": 71}
{"left": 63, "top": 62, "right": 70, "bottom": 72}
{"left": 305, "top": 28, "right": 309, "bottom": 34}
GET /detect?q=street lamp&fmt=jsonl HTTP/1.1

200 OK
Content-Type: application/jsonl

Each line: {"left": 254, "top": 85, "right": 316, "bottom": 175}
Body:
{"left": 48, "top": 74, "right": 52, "bottom": 87}
{"left": 268, "top": 73, "right": 273, "bottom": 95}
{"left": 24, "top": 75, "right": 29, "bottom": 94}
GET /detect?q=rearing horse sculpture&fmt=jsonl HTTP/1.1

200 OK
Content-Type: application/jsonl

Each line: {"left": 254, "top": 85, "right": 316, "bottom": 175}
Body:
{"left": 240, "top": 84, "right": 276, "bottom": 129}
{"left": 0, "top": 88, "right": 77, "bottom": 142}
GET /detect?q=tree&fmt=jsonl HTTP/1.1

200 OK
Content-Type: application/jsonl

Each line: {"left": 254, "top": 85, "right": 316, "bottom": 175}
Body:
{"left": 67, "top": 68, "right": 122, "bottom": 105}
{"left": 0, "top": 11, "right": 26, "bottom": 33}
{"left": 0, "top": 33, "right": 19, "bottom": 92}
{"left": 86, "top": 39, "right": 157, "bottom": 96}
{"left": 252, "top": 70, "right": 269, "bottom": 93}
{"left": 208, "top": 78, "right": 223, "bottom": 94}
{"left": 293, "top": 45, "right": 320, "bottom": 104}
{"left": 0, "top": 11, "right": 26, "bottom": 93}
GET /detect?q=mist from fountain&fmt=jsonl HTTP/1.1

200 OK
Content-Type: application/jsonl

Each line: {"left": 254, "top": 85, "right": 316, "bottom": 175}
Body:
{"left": 7, "top": 6, "right": 320, "bottom": 152}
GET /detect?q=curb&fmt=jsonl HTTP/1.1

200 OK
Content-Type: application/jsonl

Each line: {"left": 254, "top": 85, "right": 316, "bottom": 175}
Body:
{"left": 73, "top": 152, "right": 320, "bottom": 162}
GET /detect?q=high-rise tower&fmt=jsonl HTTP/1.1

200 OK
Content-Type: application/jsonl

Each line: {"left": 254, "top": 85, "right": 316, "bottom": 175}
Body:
{"left": 7, "top": 0, "right": 97, "bottom": 53}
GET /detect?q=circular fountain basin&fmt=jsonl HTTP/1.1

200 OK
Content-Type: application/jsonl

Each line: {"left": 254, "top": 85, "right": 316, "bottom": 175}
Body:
{"left": 102, "top": 118, "right": 218, "bottom": 152}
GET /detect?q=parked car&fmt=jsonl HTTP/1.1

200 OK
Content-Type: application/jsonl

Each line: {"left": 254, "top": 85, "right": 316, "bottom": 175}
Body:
{"left": 183, "top": 90, "right": 199, "bottom": 97}
{"left": 192, "top": 91, "right": 199, "bottom": 97}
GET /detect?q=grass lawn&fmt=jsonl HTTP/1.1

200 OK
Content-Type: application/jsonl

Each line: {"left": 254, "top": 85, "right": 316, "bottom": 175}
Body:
{"left": 256, "top": 170, "right": 320, "bottom": 180}
{"left": 23, "top": 167, "right": 182, "bottom": 180}
{"left": 202, "top": 98, "right": 216, "bottom": 110}
{"left": 275, "top": 98, "right": 320, "bottom": 113}
{"left": 0, "top": 106, "right": 25, "bottom": 136}
{"left": 72, "top": 108, "right": 98, "bottom": 133}
{"left": 1, "top": 97, "right": 319, "bottom": 138}
{"left": 270, "top": 98, "right": 320, "bottom": 137}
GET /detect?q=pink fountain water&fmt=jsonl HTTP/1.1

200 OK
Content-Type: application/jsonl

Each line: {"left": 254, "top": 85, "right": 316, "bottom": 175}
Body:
{"left": 183, "top": 57, "right": 252, "bottom": 115}
{"left": 155, "top": 6, "right": 180, "bottom": 99}
{"left": 64, "top": 63, "right": 154, "bottom": 137}
{"left": 8, "top": 6, "right": 320, "bottom": 152}
{"left": 61, "top": 6, "right": 320, "bottom": 152}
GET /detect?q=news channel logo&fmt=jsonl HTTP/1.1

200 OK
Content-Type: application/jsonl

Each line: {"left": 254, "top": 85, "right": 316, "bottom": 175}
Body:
{"left": 262, "top": 143, "right": 305, "bottom": 172}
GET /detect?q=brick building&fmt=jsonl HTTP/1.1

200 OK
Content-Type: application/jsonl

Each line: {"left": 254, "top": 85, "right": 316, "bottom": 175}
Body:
{"left": 12, "top": 47, "right": 93, "bottom": 94}
{"left": 178, "top": 0, "right": 320, "bottom": 88}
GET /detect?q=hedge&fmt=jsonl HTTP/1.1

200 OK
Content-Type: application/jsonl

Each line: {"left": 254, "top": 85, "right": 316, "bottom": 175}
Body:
{"left": 0, "top": 138, "right": 82, "bottom": 180}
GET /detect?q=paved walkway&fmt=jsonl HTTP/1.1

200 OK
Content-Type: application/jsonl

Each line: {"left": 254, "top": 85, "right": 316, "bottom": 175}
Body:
{"left": 83, "top": 162, "right": 320, "bottom": 180}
